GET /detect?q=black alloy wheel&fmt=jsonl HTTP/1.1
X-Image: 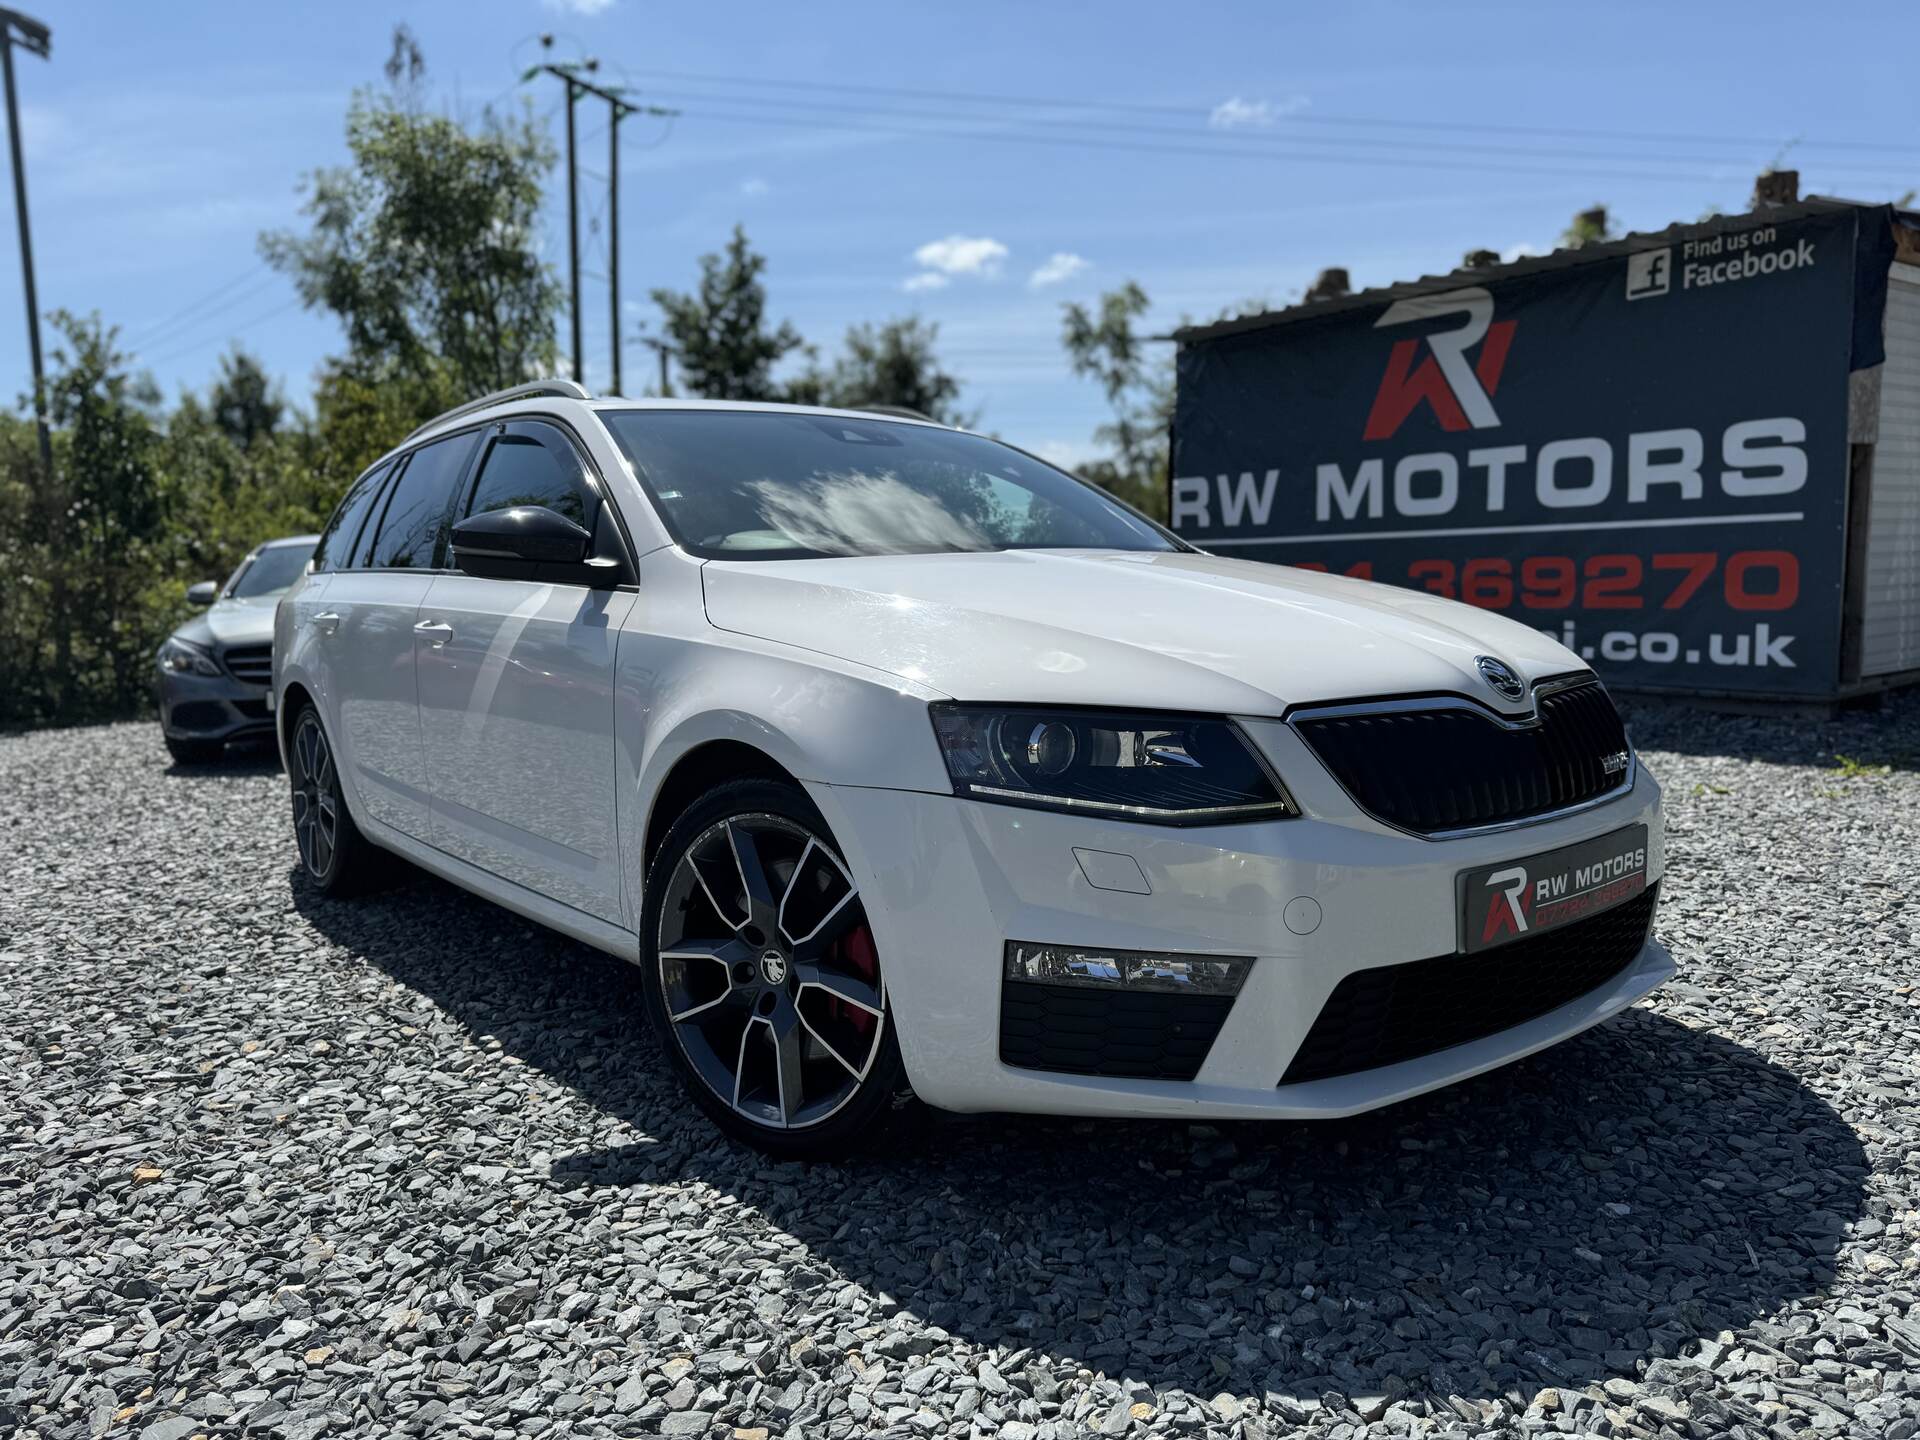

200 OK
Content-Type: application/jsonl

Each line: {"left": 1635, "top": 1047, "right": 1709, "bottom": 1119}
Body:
{"left": 288, "top": 705, "right": 378, "bottom": 896}
{"left": 640, "top": 779, "right": 909, "bottom": 1157}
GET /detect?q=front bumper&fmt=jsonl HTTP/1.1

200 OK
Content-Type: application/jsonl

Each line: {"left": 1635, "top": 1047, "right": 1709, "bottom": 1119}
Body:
{"left": 812, "top": 716, "right": 1669, "bottom": 1118}
{"left": 153, "top": 666, "right": 275, "bottom": 742}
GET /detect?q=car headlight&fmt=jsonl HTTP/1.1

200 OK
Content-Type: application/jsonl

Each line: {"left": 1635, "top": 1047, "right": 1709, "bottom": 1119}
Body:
{"left": 929, "top": 704, "right": 1296, "bottom": 824}
{"left": 158, "top": 638, "right": 221, "bottom": 677}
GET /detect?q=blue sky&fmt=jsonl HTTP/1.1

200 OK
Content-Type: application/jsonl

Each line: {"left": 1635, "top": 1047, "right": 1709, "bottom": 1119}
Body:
{"left": 5, "top": 0, "right": 1918, "bottom": 463}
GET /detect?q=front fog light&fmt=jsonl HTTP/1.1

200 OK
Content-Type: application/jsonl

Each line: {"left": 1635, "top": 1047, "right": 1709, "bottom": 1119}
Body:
{"left": 1005, "top": 941, "right": 1252, "bottom": 995}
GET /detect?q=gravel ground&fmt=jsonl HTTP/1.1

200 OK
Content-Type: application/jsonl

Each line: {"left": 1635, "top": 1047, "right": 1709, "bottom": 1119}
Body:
{"left": 2, "top": 696, "right": 1917, "bottom": 1440}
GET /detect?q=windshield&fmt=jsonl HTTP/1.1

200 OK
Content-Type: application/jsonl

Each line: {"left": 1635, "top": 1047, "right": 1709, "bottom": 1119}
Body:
{"left": 226, "top": 541, "right": 315, "bottom": 598}
{"left": 602, "top": 410, "right": 1181, "bottom": 561}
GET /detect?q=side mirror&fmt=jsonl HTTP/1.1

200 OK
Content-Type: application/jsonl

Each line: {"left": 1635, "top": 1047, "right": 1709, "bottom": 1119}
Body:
{"left": 451, "top": 505, "right": 607, "bottom": 584}
{"left": 186, "top": 580, "right": 218, "bottom": 607}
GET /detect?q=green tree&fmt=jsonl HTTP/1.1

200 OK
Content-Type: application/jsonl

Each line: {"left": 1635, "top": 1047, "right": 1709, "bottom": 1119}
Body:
{"left": 165, "top": 393, "right": 329, "bottom": 590}
{"left": 208, "top": 346, "right": 285, "bottom": 452}
{"left": 787, "top": 316, "right": 972, "bottom": 424}
{"left": 1060, "top": 281, "right": 1172, "bottom": 520}
{"left": 651, "top": 225, "right": 805, "bottom": 401}
{"left": 1560, "top": 204, "right": 1615, "bottom": 250}
{"left": 261, "top": 27, "right": 561, "bottom": 410}
{"left": 0, "top": 313, "right": 177, "bottom": 726}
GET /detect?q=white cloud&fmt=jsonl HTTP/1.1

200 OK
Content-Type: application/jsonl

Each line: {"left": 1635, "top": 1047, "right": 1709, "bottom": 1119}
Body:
{"left": 1028, "top": 252, "right": 1089, "bottom": 289}
{"left": 739, "top": 176, "right": 770, "bottom": 198}
{"left": 912, "top": 234, "right": 1009, "bottom": 278}
{"left": 1501, "top": 242, "right": 1543, "bottom": 263}
{"left": 542, "top": 0, "right": 616, "bottom": 14}
{"left": 1208, "top": 95, "right": 1309, "bottom": 130}
{"left": 901, "top": 272, "right": 951, "bottom": 293}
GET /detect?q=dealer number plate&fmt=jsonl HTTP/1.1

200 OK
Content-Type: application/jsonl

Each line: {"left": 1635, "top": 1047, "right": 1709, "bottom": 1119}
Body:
{"left": 1459, "top": 823, "right": 1648, "bottom": 954}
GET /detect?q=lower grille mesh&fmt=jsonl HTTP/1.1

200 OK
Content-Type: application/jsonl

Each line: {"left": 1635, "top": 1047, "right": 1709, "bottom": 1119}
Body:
{"left": 1000, "top": 984, "right": 1233, "bottom": 1080}
{"left": 1281, "top": 885, "right": 1658, "bottom": 1086}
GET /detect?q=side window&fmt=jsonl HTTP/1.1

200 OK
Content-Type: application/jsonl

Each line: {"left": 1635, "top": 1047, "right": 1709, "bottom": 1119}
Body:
{"left": 346, "top": 462, "right": 401, "bottom": 569}
{"left": 365, "top": 431, "right": 480, "bottom": 570}
{"left": 312, "top": 460, "right": 391, "bottom": 573}
{"left": 462, "top": 422, "right": 598, "bottom": 529}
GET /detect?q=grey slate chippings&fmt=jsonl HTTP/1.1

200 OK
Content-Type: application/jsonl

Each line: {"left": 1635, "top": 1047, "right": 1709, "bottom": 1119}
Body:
{"left": 1, "top": 695, "right": 1918, "bottom": 1439}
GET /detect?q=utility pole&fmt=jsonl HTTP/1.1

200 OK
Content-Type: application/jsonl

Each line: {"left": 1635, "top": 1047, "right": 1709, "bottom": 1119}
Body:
{"left": 528, "top": 46, "right": 675, "bottom": 395}
{"left": 532, "top": 53, "right": 599, "bottom": 385}
{"left": 640, "top": 334, "right": 674, "bottom": 397}
{"left": 608, "top": 100, "right": 625, "bottom": 394}
{"left": 563, "top": 78, "right": 581, "bottom": 383}
{"left": 0, "top": 7, "right": 50, "bottom": 476}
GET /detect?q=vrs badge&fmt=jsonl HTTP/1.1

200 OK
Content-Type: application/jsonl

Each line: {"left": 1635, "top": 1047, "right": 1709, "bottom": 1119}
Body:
{"left": 1459, "top": 823, "right": 1650, "bottom": 953}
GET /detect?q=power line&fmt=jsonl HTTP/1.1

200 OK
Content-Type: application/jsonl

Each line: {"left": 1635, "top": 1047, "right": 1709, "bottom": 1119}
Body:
{"left": 666, "top": 106, "right": 1915, "bottom": 189}
{"left": 621, "top": 67, "right": 1920, "bottom": 158}
{"left": 133, "top": 270, "right": 282, "bottom": 351}
{"left": 638, "top": 87, "right": 1919, "bottom": 179}
{"left": 143, "top": 294, "right": 304, "bottom": 370}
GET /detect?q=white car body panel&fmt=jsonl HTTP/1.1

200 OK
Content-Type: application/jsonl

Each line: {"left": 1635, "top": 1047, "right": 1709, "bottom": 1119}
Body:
{"left": 274, "top": 395, "right": 1672, "bottom": 1127}
{"left": 702, "top": 547, "right": 1583, "bottom": 713}
{"left": 815, "top": 765, "right": 1667, "bottom": 1115}
{"left": 417, "top": 574, "right": 635, "bottom": 923}
{"left": 316, "top": 570, "right": 437, "bottom": 836}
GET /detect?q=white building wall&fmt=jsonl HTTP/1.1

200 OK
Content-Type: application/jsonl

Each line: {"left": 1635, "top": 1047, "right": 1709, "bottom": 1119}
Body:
{"left": 1861, "top": 263, "right": 1920, "bottom": 676}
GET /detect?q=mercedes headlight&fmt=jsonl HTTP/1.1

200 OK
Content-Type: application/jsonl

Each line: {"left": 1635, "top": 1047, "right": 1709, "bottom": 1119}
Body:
{"left": 158, "top": 638, "right": 220, "bottom": 677}
{"left": 930, "top": 705, "right": 1296, "bottom": 824}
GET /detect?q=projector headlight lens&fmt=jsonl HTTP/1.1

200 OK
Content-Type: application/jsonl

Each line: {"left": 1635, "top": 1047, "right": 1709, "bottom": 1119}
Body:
{"left": 930, "top": 704, "right": 1295, "bottom": 824}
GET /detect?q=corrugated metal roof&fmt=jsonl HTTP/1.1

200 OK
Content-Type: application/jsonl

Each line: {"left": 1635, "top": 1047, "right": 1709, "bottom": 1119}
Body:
{"left": 1172, "top": 196, "right": 1908, "bottom": 347}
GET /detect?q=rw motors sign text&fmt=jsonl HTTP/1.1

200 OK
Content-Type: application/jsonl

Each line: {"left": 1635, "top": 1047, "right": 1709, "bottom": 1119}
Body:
{"left": 1170, "top": 209, "right": 1866, "bottom": 696}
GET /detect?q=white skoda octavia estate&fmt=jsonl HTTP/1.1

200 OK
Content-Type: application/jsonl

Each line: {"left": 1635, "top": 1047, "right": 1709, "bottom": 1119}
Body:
{"left": 275, "top": 380, "right": 1671, "bottom": 1157}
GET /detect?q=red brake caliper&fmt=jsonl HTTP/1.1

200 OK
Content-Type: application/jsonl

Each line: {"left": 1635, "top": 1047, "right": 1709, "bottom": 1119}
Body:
{"left": 828, "top": 922, "right": 880, "bottom": 1038}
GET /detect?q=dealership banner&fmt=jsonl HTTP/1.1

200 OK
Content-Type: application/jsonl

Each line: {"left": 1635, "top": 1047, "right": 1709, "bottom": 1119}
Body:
{"left": 1171, "top": 209, "right": 1873, "bottom": 696}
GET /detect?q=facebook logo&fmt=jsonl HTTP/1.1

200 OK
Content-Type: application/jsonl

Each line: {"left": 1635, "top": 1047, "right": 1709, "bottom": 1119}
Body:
{"left": 1625, "top": 248, "right": 1672, "bottom": 301}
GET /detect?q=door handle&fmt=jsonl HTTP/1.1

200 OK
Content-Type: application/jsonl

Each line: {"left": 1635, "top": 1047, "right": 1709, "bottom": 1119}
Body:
{"left": 414, "top": 620, "right": 454, "bottom": 648}
{"left": 314, "top": 611, "right": 341, "bottom": 635}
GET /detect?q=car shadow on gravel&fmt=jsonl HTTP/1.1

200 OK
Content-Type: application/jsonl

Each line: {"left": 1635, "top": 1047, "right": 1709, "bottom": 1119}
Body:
{"left": 295, "top": 868, "right": 1867, "bottom": 1409}
{"left": 160, "top": 738, "right": 283, "bottom": 778}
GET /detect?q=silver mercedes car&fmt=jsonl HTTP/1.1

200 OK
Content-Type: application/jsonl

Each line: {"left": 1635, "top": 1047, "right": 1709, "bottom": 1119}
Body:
{"left": 155, "top": 533, "right": 316, "bottom": 764}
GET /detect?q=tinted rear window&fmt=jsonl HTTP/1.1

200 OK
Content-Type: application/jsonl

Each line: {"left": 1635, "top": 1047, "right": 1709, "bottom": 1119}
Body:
{"left": 366, "top": 431, "right": 480, "bottom": 569}
{"left": 312, "top": 461, "right": 390, "bottom": 573}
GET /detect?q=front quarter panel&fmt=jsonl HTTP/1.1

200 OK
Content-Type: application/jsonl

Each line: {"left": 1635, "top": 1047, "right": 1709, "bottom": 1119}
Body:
{"left": 613, "top": 547, "right": 951, "bottom": 930}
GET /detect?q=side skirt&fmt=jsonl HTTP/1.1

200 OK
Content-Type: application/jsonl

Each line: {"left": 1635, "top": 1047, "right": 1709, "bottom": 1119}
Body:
{"left": 359, "top": 811, "right": 641, "bottom": 963}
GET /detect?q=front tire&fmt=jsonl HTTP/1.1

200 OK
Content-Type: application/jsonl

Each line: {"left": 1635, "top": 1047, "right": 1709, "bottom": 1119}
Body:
{"left": 639, "top": 779, "right": 910, "bottom": 1159}
{"left": 288, "top": 704, "right": 379, "bottom": 896}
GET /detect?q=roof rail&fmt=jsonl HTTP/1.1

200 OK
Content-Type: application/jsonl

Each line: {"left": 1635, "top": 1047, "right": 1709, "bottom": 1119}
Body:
{"left": 853, "top": 403, "right": 939, "bottom": 424}
{"left": 403, "top": 378, "right": 593, "bottom": 443}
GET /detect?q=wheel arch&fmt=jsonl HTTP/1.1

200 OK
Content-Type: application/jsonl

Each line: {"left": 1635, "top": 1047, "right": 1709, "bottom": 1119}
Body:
{"left": 277, "top": 680, "right": 316, "bottom": 771}
{"left": 642, "top": 737, "right": 802, "bottom": 871}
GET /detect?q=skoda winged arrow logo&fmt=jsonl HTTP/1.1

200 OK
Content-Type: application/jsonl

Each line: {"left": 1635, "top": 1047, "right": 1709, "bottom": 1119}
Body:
{"left": 1475, "top": 655, "right": 1527, "bottom": 702}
